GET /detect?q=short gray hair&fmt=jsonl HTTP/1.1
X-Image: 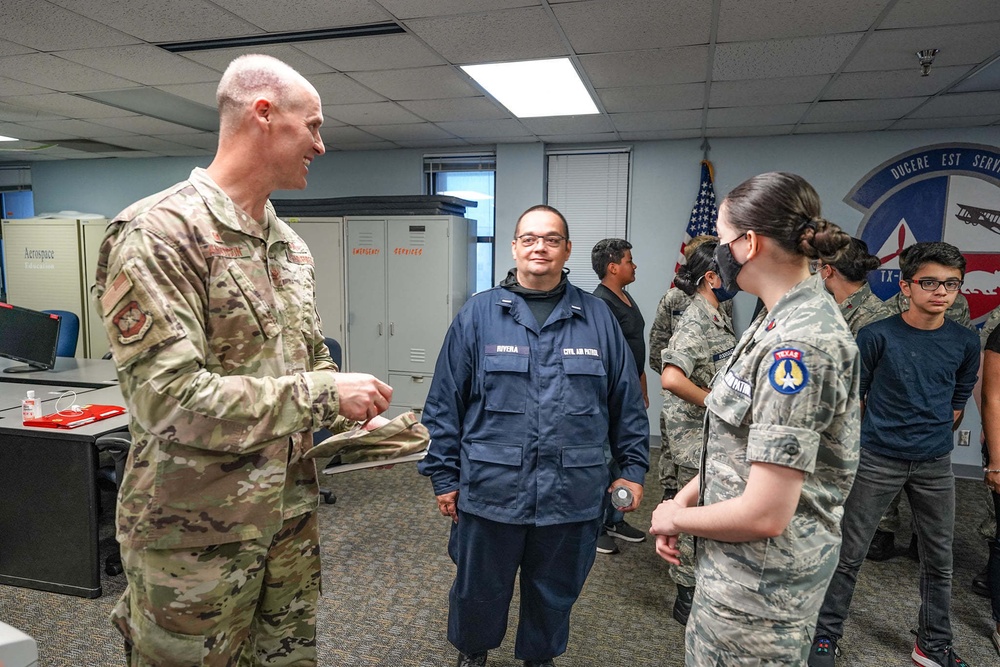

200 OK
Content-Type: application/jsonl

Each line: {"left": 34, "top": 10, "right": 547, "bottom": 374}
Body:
{"left": 216, "top": 54, "right": 309, "bottom": 127}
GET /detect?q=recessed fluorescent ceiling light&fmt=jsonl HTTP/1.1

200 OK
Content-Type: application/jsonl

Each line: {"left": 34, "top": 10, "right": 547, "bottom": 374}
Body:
{"left": 0, "top": 135, "right": 17, "bottom": 141}
{"left": 461, "top": 58, "right": 598, "bottom": 118}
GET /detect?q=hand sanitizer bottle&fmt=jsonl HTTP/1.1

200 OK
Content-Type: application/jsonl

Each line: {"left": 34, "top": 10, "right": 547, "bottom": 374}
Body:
{"left": 22, "top": 390, "right": 42, "bottom": 423}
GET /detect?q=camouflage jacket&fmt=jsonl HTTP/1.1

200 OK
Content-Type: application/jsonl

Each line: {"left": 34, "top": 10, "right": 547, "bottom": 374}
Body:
{"left": 982, "top": 306, "right": 1000, "bottom": 350}
{"left": 660, "top": 294, "right": 735, "bottom": 468}
{"left": 648, "top": 287, "right": 691, "bottom": 373}
{"left": 698, "top": 273, "right": 860, "bottom": 621}
{"left": 885, "top": 290, "right": 974, "bottom": 330}
{"left": 839, "top": 282, "right": 891, "bottom": 337}
{"left": 93, "top": 168, "right": 347, "bottom": 549}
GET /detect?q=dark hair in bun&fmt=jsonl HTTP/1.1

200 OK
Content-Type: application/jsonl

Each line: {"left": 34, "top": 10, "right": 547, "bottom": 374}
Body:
{"left": 827, "top": 237, "right": 880, "bottom": 282}
{"left": 674, "top": 239, "right": 718, "bottom": 296}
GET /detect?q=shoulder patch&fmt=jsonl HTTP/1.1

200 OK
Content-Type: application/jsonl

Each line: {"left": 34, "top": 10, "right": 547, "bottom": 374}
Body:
{"left": 112, "top": 301, "right": 153, "bottom": 344}
{"left": 768, "top": 348, "right": 809, "bottom": 394}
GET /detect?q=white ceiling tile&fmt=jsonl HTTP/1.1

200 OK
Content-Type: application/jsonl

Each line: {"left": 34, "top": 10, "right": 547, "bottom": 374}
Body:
{"left": 519, "top": 115, "right": 613, "bottom": 135}
{"left": 210, "top": 0, "right": 391, "bottom": 32}
{"left": 328, "top": 141, "right": 399, "bottom": 151}
{"left": 0, "top": 42, "right": 36, "bottom": 57}
{"left": 609, "top": 109, "right": 703, "bottom": 132}
{"left": 794, "top": 120, "right": 894, "bottom": 134}
{"left": 406, "top": 7, "right": 568, "bottom": 64}
{"left": 349, "top": 66, "right": 479, "bottom": 101}
{"left": 0, "top": 0, "right": 139, "bottom": 51}
{"left": 54, "top": 46, "right": 220, "bottom": 86}
{"left": 394, "top": 138, "right": 473, "bottom": 148}
{"left": 891, "top": 115, "right": 1000, "bottom": 130}
{"left": 435, "top": 119, "right": 533, "bottom": 138}
{"left": 539, "top": 132, "right": 620, "bottom": 144}
{"left": 86, "top": 115, "right": 199, "bottom": 135}
{"left": 707, "top": 104, "right": 810, "bottom": 127}
{"left": 714, "top": 34, "right": 864, "bottom": 80}
{"left": 598, "top": 83, "right": 706, "bottom": 113}
{"left": 320, "top": 126, "right": 382, "bottom": 144}
{"left": 0, "top": 100, "right": 65, "bottom": 123}
{"left": 718, "top": 0, "right": 886, "bottom": 42}
{"left": 323, "top": 102, "right": 423, "bottom": 125}
{"left": 881, "top": 0, "right": 1000, "bottom": 29}
{"left": 846, "top": 22, "right": 1000, "bottom": 72}
{"left": 94, "top": 134, "right": 196, "bottom": 152}
{"left": 618, "top": 129, "right": 702, "bottom": 140}
{"left": 180, "top": 45, "right": 331, "bottom": 75}
{"left": 804, "top": 97, "right": 927, "bottom": 123}
{"left": 308, "top": 73, "right": 387, "bottom": 105}
{"left": 0, "top": 77, "right": 55, "bottom": 97}
{"left": 397, "top": 97, "right": 510, "bottom": 122}
{"left": 159, "top": 132, "right": 219, "bottom": 150}
{"left": 46, "top": 0, "right": 262, "bottom": 43}
{"left": 0, "top": 53, "right": 139, "bottom": 92}
{"left": 0, "top": 122, "right": 75, "bottom": 141}
{"left": 707, "top": 125, "right": 795, "bottom": 137}
{"left": 553, "top": 0, "right": 712, "bottom": 52}
{"left": 710, "top": 75, "right": 830, "bottom": 107}
{"left": 155, "top": 82, "right": 219, "bottom": 108}
{"left": 19, "top": 118, "right": 131, "bottom": 137}
{"left": 297, "top": 34, "right": 445, "bottom": 72}
{"left": 908, "top": 92, "right": 1000, "bottom": 118}
{"left": 805, "top": 98, "right": 925, "bottom": 122}
{"left": 823, "top": 66, "right": 974, "bottom": 100}
{"left": 358, "top": 123, "right": 455, "bottom": 142}
{"left": 7, "top": 93, "right": 137, "bottom": 119}
{"left": 377, "top": 0, "right": 539, "bottom": 19}
{"left": 579, "top": 47, "right": 709, "bottom": 88}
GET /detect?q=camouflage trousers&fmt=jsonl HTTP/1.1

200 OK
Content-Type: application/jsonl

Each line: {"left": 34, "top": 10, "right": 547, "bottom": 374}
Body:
{"left": 657, "top": 411, "right": 678, "bottom": 492}
{"left": 110, "top": 511, "right": 321, "bottom": 667}
{"left": 668, "top": 465, "right": 699, "bottom": 588}
{"left": 685, "top": 591, "right": 815, "bottom": 665}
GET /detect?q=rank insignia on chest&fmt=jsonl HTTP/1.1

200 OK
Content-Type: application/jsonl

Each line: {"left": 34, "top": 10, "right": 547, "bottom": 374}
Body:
{"left": 765, "top": 319, "right": 776, "bottom": 331}
{"left": 768, "top": 348, "right": 808, "bottom": 395}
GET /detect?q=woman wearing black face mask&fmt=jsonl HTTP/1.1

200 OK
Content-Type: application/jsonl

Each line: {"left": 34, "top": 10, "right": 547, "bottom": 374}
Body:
{"left": 659, "top": 239, "right": 737, "bottom": 628}
{"left": 650, "top": 172, "right": 859, "bottom": 665}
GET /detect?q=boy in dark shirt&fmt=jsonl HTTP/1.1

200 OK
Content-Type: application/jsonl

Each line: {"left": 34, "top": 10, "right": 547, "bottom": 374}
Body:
{"left": 810, "top": 242, "right": 980, "bottom": 667}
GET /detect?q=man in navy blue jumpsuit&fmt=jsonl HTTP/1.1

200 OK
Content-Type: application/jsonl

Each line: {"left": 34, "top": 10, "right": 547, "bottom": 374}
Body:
{"left": 419, "top": 205, "right": 650, "bottom": 667}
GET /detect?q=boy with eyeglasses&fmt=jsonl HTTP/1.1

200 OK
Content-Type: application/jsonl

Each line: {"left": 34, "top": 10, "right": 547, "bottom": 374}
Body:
{"left": 810, "top": 242, "right": 980, "bottom": 667}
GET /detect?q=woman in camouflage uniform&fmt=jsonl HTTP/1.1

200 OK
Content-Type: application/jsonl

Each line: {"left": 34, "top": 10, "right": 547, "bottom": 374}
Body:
{"left": 659, "top": 239, "right": 736, "bottom": 627}
{"left": 651, "top": 172, "right": 860, "bottom": 665}
{"left": 816, "top": 237, "right": 889, "bottom": 336}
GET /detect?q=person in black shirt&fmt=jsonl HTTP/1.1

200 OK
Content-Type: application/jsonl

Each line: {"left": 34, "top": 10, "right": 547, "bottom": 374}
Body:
{"left": 591, "top": 238, "right": 649, "bottom": 554}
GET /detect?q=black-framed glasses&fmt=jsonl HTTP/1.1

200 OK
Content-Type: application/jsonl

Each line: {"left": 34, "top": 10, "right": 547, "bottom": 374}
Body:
{"left": 515, "top": 234, "right": 566, "bottom": 248}
{"left": 909, "top": 278, "right": 963, "bottom": 292}
{"left": 721, "top": 232, "right": 747, "bottom": 247}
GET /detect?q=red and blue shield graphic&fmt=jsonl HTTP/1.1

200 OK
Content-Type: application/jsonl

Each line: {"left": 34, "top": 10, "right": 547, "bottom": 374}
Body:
{"left": 848, "top": 143, "right": 1000, "bottom": 325}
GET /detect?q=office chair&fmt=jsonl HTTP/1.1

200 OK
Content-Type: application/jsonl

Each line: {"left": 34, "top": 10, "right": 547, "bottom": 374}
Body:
{"left": 41, "top": 310, "right": 80, "bottom": 357}
{"left": 314, "top": 337, "right": 343, "bottom": 505}
{"left": 95, "top": 429, "right": 131, "bottom": 576}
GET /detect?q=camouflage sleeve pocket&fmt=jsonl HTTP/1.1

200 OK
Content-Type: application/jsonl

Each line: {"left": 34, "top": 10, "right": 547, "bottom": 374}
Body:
{"left": 100, "top": 261, "right": 187, "bottom": 369}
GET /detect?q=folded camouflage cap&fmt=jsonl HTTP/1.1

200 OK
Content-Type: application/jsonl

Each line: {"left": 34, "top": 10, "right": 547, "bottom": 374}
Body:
{"left": 305, "top": 411, "right": 430, "bottom": 464}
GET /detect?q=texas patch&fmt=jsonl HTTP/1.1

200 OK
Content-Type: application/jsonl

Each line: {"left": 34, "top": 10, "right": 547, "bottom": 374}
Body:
{"left": 768, "top": 348, "right": 809, "bottom": 395}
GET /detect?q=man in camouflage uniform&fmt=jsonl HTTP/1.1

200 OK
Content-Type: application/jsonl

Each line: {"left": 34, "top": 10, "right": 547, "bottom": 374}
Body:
{"left": 660, "top": 285, "right": 735, "bottom": 625}
{"left": 92, "top": 55, "right": 393, "bottom": 667}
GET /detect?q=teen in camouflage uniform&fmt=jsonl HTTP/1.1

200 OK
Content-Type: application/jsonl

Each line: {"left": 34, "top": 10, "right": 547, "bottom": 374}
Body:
{"left": 815, "top": 237, "right": 889, "bottom": 337}
{"left": 659, "top": 239, "right": 736, "bottom": 626}
{"left": 93, "top": 55, "right": 392, "bottom": 667}
{"left": 651, "top": 172, "right": 860, "bottom": 665}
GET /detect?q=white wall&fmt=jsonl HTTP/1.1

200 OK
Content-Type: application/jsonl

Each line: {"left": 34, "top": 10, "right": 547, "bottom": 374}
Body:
{"left": 28, "top": 126, "right": 1000, "bottom": 467}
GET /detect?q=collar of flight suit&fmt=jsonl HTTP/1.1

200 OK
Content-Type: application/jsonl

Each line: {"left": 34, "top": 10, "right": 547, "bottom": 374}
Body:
{"left": 187, "top": 167, "right": 281, "bottom": 244}
{"left": 748, "top": 272, "right": 826, "bottom": 347}
{"left": 690, "top": 292, "right": 734, "bottom": 334}
{"left": 495, "top": 283, "right": 587, "bottom": 334}
{"left": 839, "top": 281, "right": 874, "bottom": 315}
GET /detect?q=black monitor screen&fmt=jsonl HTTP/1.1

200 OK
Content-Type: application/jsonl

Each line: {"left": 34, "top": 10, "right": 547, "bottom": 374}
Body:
{"left": 0, "top": 303, "right": 61, "bottom": 372}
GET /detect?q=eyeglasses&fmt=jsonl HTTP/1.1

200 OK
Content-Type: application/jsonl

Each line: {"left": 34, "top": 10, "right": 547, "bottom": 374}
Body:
{"left": 721, "top": 232, "right": 747, "bottom": 247}
{"left": 908, "top": 278, "right": 963, "bottom": 292}
{"left": 515, "top": 234, "right": 566, "bottom": 248}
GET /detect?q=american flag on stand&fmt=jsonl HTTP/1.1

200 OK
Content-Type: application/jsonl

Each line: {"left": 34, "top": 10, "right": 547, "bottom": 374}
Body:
{"left": 674, "top": 160, "right": 719, "bottom": 274}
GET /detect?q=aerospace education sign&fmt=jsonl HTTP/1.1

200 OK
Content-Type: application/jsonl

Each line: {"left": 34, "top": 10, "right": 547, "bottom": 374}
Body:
{"left": 848, "top": 143, "right": 1000, "bottom": 325}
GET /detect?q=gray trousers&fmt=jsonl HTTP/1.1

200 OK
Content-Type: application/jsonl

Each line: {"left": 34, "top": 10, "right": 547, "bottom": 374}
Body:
{"left": 815, "top": 448, "right": 955, "bottom": 653}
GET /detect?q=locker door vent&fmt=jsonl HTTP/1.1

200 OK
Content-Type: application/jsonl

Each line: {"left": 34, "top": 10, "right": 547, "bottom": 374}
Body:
{"left": 409, "top": 348, "right": 427, "bottom": 364}
{"left": 357, "top": 231, "right": 377, "bottom": 247}
{"left": 408, "top": 229, "right": 426, "bottom": 247}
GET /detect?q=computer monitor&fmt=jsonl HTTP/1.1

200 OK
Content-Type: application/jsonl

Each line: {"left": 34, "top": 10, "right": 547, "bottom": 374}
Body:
{"left": 0, "top": 302, "right": 61, "bottom": 373}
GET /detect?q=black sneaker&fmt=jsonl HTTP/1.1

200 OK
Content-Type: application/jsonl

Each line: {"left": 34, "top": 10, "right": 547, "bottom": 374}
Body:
{"left": 808, "top": 636, "right": 839, "bottom": 667}
{"left": 672, "top": 584, "right": 694, "bottom": 626}
{"left": 456, "top": 652, "right": 487, "bottom": 667}
{"left": 524, "top": 661, "right": 555, "bottom": 667}
{"left": 596, "top": 532, "right": 619, "bottom": 554}
{"left": 865, "top": 529, "right": 895, "bottom": 561}
{"left": 605, "top": 520, "right": 646, "bottom": 543}
{"left": 912, "top": 642, "right": 969, "bottom": 666}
